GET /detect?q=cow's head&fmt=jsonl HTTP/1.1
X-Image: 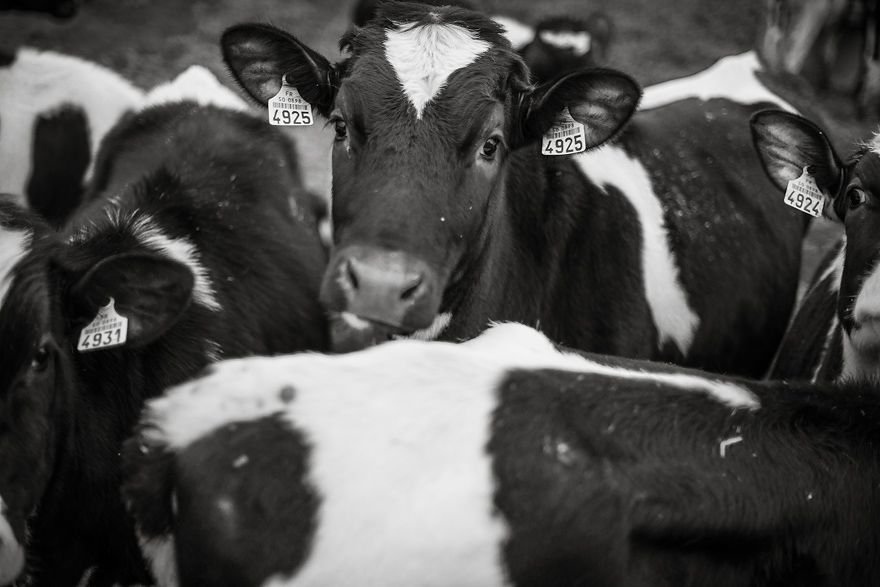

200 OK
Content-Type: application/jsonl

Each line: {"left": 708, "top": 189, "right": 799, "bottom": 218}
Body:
{"left": 222, "top": 3, "right": 639, "bottom": 350}
{"left": 0, "top": 197, "right": 194, "bottom": 584}
{"left": 520, "top": 13, "right": 614, "bottom": 83}
{"left": 751, "top": 110, "right": 880, "bottom": 379}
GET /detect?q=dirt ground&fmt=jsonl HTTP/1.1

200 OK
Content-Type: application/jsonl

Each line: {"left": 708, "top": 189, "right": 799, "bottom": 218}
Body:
{"left": 1, "top": 0, "right": 873, "bottom": 285}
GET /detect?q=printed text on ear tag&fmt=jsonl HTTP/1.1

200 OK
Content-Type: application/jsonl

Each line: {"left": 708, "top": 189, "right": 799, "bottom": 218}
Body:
{"left": 77, "top": 298, "right": 128, "bottom": 352}
{"left": 784, "top": 167, "right": 825, "bottom": 218}
{"left": 268, "top": 80, "right": 313, "bottom": 126}
{"left": 542, "top": 107, "right": 587, "bottom": 156}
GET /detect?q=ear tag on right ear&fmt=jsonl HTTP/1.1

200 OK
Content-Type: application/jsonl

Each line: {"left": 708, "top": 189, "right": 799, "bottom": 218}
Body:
{"left": 268, "top": 79, "right": 313, "bottom": 127}
{"left": 542, "top": 107, "right": 587, "bottom": 156}
{"left": 784, "top": 166, "right": 825, "bottom": 218}
{"left": 77, "top": 298, "right": 129, "bottom": 353}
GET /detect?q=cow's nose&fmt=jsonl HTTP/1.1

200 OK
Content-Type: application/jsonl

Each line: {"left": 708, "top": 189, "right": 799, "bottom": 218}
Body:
{"left": 320, "top": 246, "right": 440, "bottom": 336}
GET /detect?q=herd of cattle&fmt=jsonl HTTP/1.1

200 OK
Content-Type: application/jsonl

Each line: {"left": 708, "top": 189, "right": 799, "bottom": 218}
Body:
{"left": 1, "top": 0, "right": 880, "bottom": 585}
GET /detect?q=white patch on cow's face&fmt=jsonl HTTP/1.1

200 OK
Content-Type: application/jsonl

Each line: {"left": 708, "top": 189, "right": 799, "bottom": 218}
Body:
{"left": 0, "top": 497, "right": 25, "bottom": 586}
{"left": 0, "top": 47, "right": 144, "bottom": 196}
{"left": 490, "top": 15, "right": 535, "bottom": 50}
{"left": 138, "top": 532, "right": 179, "bottom": 587}
{"left": 0, "top": 228, "right": 31, "bottom": 309}
{"left": 572, "top": 145, "right": 700, "bottom": 356}
{"left": 640, "top": 51, "right": 797, "bottom": 113}
{"left": 127, "top": 215, "right": 221, "bottom": 311}
{"left": 846, "top": 258, "right": 880, "bottom": 355}
{"left": 538, "top": 30, "right": 591, "bottom": 55}
{"left": 142, "top": 65, "right": 250, "bottom": 112}
{"left": 404, "top": 311, "right": 451, "bottom": 341}
{"left": 384, "top": 22, "right": 491, "bottom": 119}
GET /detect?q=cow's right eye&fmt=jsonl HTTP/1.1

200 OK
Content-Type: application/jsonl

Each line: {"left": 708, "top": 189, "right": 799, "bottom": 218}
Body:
{"left": 848, "top": 188, "right": 868, "bottom": 210}
{"left": 334, "top": 120, "right": 348, "bottom": 141}
{"left": 30, "top": 344, "right": 50, "bottom": 373}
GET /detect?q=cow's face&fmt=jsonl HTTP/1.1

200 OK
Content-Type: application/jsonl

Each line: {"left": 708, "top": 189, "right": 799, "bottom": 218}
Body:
{"left": 222, "top": 3, "right": 639, "bottom": 350}
{"left": 752, "top": 111, "right": 880, "bottom": 378}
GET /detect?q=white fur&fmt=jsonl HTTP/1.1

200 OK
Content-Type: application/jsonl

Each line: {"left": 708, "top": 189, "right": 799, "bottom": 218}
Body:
{"left": 851, "top": 260, "right": 880, "bottom": 332}
{"left": 142, "top": 65, "right": 250, "bottom": 112}
{"left": 339, "top": 311, "right": 373, "bottom": 331}
{"left": 0, "top": 497, "right": 24, "bottom": 586}
{"left": 538, "top": 30, "right": 591, "bottom": 56}
{"left": 490, "top": 15, "right": 535, "bottom": 50}
{"left": 640, "top": 51, "right": 797, "bottom": 113}
{"left": 0, "top": 227, "right": 31, "bottom": 309}
{"left": 0, "top": 47, "right": 144, "bottom": 203}
{"left": 144, "top": 323, "right": 755, "bottom": 587}
{"left": 138, "top": 533, "right": 179, "bottom": 587}
{"left": 405, "top": 311, "right": 452, "bottom": 341}
{"left": 385, "top": 22, "right": 491, "bottom": 119}
{"left": 572, "top": 145, "right": 700, "bottom": 356}
{"left": 870, "top": 131, "right": 880, "bottom": 158}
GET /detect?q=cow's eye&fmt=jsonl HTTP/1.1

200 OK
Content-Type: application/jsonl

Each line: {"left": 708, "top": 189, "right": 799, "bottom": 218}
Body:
{"left": 31, "top": 344, "right": 50, "bottom": 373}
{"left": 334, "top": 120, "right": 348, "bottom": 141}
{"left": 848, "top": 187, "right": 868, "bottom": 210}
{"left": 480, "top": 137, "right": 500, "bottom": 161}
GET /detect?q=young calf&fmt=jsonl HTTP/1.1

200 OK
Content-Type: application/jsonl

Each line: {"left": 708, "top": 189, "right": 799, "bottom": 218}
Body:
{"left": 123, "top": 322, "right": 880, "bottom": 587}
{"left": 752, "top": 110, "right": 880, "bottom": 381}
{"left": 0, "top": 95, "right": 327, "bottom": 585}
{"left": 0, "top": 46, "right": 144, "bottom": 226}
{"left": 222, "top": 2, "right": 806, "bottom": 377}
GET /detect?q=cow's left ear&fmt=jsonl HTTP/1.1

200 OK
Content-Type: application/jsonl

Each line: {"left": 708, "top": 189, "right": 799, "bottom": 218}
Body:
{"left": 513, "top": 68, "right": 641, "bottom": 150}
{"left": 67, "top": 253, "right": 195, "bottom": 348}
{"left": 221, "top": 23, "right": 337, "bottom": 117}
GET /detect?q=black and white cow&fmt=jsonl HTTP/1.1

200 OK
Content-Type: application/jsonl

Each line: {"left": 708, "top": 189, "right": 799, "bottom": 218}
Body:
{"left": 222, "top": 2, "right": 807, "bottom": 377}
{"left": 753, "top": 109, "right": 880, "bottom": 382}
{"left": 123, "top": 322, "right": 880, "bottom": 587}
{"left": 0, "top": 46, "right": 144, "bottom": 226}
{"left": 0, "top": 82, "right": 328, "bottom": 585}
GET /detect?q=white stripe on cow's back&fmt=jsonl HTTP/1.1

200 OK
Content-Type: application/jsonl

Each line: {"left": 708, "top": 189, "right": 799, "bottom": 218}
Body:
{"left": 384, "top": 21, "right": 491, "bottom": 119}
{"left": 490, "top": 15, "right": 534, "bottom": 50}
{"left": 0, "top": 228, "right": 31, "bottom": 309}
{"left": 0, "top": 47, "right": 144, "bottom": 198}
{"left": 142, "top": 65, "right": 250, "bottom": 112}
{"left": 126, "top": 213, "right": 221, "bottom": 311}
{"left": 572, "top": 145, "right": 700, "bottom": 356}
{"left": 640, "top": 51, "right": 797, "bottom": 113}
{"left": 539, "top": 30, "right": 591, "bottom": 55}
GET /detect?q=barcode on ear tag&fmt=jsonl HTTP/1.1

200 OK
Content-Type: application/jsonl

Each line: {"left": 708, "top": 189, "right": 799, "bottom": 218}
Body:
{"left": 542, "top": 107, "right": 587, "bottom": 156}
{"left": 77, "top": 298, "right": 128, "bottom": 352}
{"left": 784, "top": 167, "right": 825, "bottom": 218}
{"left": 268, "top": 80, "right": 313, "bottom": 126}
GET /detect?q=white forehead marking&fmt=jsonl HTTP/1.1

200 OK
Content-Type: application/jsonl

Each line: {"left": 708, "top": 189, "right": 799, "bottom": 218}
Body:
{"left": 0, "top": 228, "right": 31, "bottom": 309}
{"left": 385, "top": 22, "right": 492, "bottom": 119}
{"left": 640, "top": 51, "right": 797, "bottom": 113}
{"left": 142, "top": 65, "right": 250, "bottom": 112}
{"left": 490, "top": 15, "right": 534, "bottom": 50}
{"left": 539, "top": 30, "right": 591, "bottom": 55}
{"left": 572, "top": 145, "right": 700, "bottom": 356}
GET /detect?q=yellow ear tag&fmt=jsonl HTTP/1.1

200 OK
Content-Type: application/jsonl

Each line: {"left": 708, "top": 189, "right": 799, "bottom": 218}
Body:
{"left": 784, "top": 167, "right": 826, "bottom": 218}
{"left": 542, "top": 107, "right": 587, "bottom": 156}
{"left": 268, "top": 79, "right": 313, "bottom": 127}
{"left": 77, "top": 298, "right": 129, "bottom": 352}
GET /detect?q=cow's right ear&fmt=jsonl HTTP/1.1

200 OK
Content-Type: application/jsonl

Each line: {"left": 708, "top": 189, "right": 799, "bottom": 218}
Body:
{"left": 750, "top": 110, "right": 844, "bottom": 198}
{"left": 221, "top": 23, "right": 337, "bottom": 117}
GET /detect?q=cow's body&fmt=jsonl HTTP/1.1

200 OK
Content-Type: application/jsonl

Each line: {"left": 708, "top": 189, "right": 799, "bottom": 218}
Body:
{"left": 223, "top": 3, "right": 807, "bottom": 377}
{"left": 0, "top": 46, "right": 144, "bottom": 225}
{"left": 124, "top": 322, "right": 880, "bottom": 587}
{"left": 0, "top": 93, "right": 327, "bottom": 586}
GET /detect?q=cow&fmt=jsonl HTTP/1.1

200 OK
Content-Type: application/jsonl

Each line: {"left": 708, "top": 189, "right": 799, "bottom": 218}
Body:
{"left": 0, "top": 77, "right": 328, "bottom": 585}
{"left": 752, "top": 109, "right": 880, "bottom": 382}
{"left": 0, "top": 46, "right": 144, "bottom": 226}
{"left": 221, "top": 2, "right": 807, "bottom": 377}
{"left": 122, "top": 321, "right": 880, "bottom": 587}
{"left": 352, "top": 0, "right": 614, "bottom": 83}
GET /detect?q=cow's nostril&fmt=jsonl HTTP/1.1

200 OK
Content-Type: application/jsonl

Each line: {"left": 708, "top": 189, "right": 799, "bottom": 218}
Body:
{"left": 345, "top": 259, "right": 359, "bottom": 291}
{"left": 400, "top": 276, "right": 424, "bottom": 301}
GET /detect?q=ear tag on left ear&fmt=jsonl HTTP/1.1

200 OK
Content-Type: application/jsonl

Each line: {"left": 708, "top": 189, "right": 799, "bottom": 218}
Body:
{"left": 784, "top": 166, "right": 825, "bottom": 218}
{"left": 77, "top": 298, "right": 129, "bottom": 353}
{"left": 542, "top": 107, "right": 587, "bottom": 156}
{"left": 268, "top": 79, "right": 313, "bottom": 127}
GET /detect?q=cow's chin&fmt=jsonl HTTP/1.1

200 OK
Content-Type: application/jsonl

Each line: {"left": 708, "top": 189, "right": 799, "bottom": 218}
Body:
{"left": 329, "top": 313, "right": 403, "bottom": 353}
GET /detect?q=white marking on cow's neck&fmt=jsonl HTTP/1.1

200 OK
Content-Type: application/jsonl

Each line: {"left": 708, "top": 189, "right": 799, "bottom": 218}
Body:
{"left": 572, "top": 145, "right": 700, "bottom": 356}
{"left": 539, "top": 30, "right": 591, "bottom": 55}
{"left": 137, "top": 531, "right": 179, "bottom": 587}
{"left": 0, "top": 228, "right": 31, "bottom": 309}
{"left": 405, "top": 311, "right": 452, "bottom": 341}
{"left": 143, "top": 65, "right": 250, "bottom": 112}
{"left": 491, "top": 15, "right": 535, "bottom": 50}
{"left": 0, "top": 496, "right": 25, "bottom": 586}
{"left": 640, "top": 51, "right": 797, "bottom": 113}
{"left": 385, "top": 22, "right": 491, "bottom": 119}
{"left": 128, "top": 215, "right": 221, "bottom": 311}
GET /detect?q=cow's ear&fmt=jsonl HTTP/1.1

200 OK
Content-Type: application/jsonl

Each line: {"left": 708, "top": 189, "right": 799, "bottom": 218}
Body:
{"left": 750, "top": 110, "right": 844, "bottom": 198}
{"left": 67, "top": 253, "right": 194, "bottom": 348}
{"left": 514, "top": 68, "right": 640, "bottom": 150}
{"left": 221, "top": 23, "right": 337, "bottom": 117}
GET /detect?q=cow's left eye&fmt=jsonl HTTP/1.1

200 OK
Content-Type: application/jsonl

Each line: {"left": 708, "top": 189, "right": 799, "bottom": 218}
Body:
{"left": 480, "top": 137, "right": 500, "bottom": 161}
{"left": 334, "top": 120, "right": 348, "bottom": 141}
{"left": 848, "top": 187, "right": 868, "bottom": 210}
{"left": 31, "top": 344, "right": 50, "bottom": 373}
